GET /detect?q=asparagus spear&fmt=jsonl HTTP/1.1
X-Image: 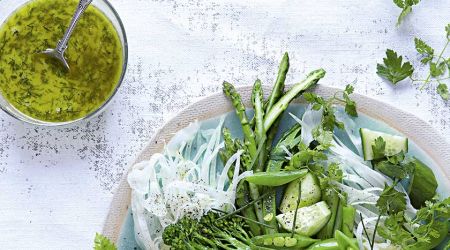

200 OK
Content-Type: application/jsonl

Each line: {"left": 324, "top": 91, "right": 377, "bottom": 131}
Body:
{"left": 260, "top": 53, "right": 289, "bottom": 169}
{"left": 220, "top": 128, "right": 262, "bottom": 235}
{"left": 221, "top": 84, "right": 267, "bottom": 224}
{"left": 263, "top": 69, "right": 326, "bottom": 133}
{"left": 252, "top": 79, "right": 265, "bottom": 172}
{"left": 249, "top": 52, "right": 289, "bottom": 129}
{"left": 223, "top": 82, "right": 257, "bottom": 159}
{"left": 266, "top": 52, "right": 289, "bottom": 113}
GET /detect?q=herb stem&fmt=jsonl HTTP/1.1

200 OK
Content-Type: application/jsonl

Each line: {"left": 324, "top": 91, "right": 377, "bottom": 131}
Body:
{"left": 359, "top": 213, "right": 372, "bottom": 247}
{"left": 291, "top": 180, "right": 302, "bottom": 238}
{"left": 420, "top": 40, "right": 449, "bottom": 90}
{"left": 370, "top": 214, "right": 382, "bottom": 250}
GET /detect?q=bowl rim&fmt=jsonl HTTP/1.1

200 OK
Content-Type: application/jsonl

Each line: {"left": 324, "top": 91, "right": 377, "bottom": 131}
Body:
{"left": 101, "top": 84, "right": 450, "bottom": 245}
{"left": 0, "top": 0, "right": 129, "bottom": 127}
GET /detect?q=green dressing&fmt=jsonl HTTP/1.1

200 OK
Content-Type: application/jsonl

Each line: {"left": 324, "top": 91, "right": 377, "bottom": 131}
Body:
{"left": 0, "top": 0, "right": 123, "bottom": 122}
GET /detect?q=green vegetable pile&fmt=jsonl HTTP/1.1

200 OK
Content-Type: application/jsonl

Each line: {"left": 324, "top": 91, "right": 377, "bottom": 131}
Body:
{"left": 95, "top": 53, "right": 450, "bottom": 250}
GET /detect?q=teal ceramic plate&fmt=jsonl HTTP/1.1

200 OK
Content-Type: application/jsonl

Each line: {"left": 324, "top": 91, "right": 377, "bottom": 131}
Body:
{"left": 102, "top": 85, "right": 450, "bottom": 249}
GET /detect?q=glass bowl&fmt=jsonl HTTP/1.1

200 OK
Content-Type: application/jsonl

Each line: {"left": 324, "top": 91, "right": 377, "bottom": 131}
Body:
{"left": 0, "top": 0, "right": 128, "bottom": 126}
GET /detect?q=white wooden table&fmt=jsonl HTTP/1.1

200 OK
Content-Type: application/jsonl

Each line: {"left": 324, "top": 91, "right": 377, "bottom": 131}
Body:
{"left": 0, "top": 0, "right": 449, "bottom": 249}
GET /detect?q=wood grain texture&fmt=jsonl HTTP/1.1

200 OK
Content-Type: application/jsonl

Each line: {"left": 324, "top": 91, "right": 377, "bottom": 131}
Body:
{"left": 1, "top": 0, "right": 450, "bottom": 249}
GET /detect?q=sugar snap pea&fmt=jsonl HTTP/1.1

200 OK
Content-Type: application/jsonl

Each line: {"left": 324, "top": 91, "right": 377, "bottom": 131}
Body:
{"left": 252, "top": 233, "right": 318, "bottom": 249}
{"left": 341, "top": 205, "right": 356, "bottom": 237}
{"left": 335, "top": 230, "right": 359, "bottom": 250}
{"left": 245, "top": 169, "right": 308, "bottom": 186}
{"left": 307, "top": 231, "right": 358, "bottom": 250}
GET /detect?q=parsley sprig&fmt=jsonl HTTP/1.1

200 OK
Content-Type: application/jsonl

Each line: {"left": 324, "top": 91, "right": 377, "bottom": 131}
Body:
{"left": 377, "top": 24, "right": 450, "bottom": 101}
{"left": 393, "top": 0, "right": 421, "bottom": 26}
{"left": 303, "top": 84, "right": 358, "bottom": 132}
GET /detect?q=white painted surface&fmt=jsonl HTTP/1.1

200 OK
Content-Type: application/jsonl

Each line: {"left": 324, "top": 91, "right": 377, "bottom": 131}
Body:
{"left": 0, "top": 0, "right": 449, "bottom": 249}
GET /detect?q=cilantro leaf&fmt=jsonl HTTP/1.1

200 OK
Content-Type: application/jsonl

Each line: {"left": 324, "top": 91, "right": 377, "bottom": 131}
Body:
{"left": 343, "top": 84, "right": 358, "bottom": 117}
{"left": 397, "top": 6, "right": 412, "bottom": 26}
{"left": 378, "top": 196, "right": 450, "bottom": 249}
{"left": 395, "top": 0, "right": 421, "bottom": 26}
{"left": 288, "top": 143, "right": 327, "bottom": 169}
{"left": 345, "top": 84, "right": 354, "bottom": 94}
{"left": 94, "top": 233, "right": 117, "bottom": 250}
{"left": 414, "top": 37, "right": 434, "bottom": 58}
{"left": 393, "top": 0, "right": 404, "bottom": 8}
{"left": 375, "top": 160, "right": 412, "bottom": 180}
{"left": 376, "top": 183, "right": 407, "bottom": 215}
{"left": 312, "top": 126, "right": 333, "bottom": 150}
{"left": 372, "top": 136, "right": 386, "bottom": 159}
{"left": 302, "top": 92, "right": 344, "bottom": 131}
{"left": 430, "top": 61, "right": 447, "bottom": 77}
{"left": 437, "top": 83, "right": 449, "bottom": 101}
{"left": 377, "top": 49, "right": 414, "bottom": 84}
{"left": 377, "top": 212, "right": 411, "bottom": 245}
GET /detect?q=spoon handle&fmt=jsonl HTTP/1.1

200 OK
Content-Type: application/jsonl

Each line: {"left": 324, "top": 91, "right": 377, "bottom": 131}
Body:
{"left": 56, "top": 0, "right": 93, "bottom": 54}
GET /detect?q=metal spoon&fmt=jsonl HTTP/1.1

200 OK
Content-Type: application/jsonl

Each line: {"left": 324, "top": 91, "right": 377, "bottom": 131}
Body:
{"left": 41, "top": 0, "right": 93, "bottom": 70}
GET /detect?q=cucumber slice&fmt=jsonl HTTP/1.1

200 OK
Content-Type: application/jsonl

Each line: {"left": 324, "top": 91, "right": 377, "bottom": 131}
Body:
{"left": 360, "top": 128, "right": 408, "bottom": 161}
{"left": 280, "top": 173, "right": 321, "bottom": 213}
{"left": 276, "top": 201, "right": 331, "bottom": 236}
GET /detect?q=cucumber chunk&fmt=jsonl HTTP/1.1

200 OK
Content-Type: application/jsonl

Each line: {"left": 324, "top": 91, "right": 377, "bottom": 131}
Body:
{"left": 408, "top": 158, "right": 438, "bottom": 208}
{"left": 280, "top": 173, "right": 321, "bottom": 213}
{"left": 360, "top": 128, "right": 408, "bottom": 161}
{"left": 276, "top": 201, "right": 331, "bottom": 236}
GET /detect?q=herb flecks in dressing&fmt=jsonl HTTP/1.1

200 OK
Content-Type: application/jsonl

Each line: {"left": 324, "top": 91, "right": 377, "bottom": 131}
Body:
{"left": 0, "top": 0, "right": 123, "bottom": 122}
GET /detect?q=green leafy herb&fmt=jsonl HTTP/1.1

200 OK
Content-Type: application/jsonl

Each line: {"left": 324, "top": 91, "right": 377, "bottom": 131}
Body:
{"left": 430, "top": 62, "right": 447, "bottom": 77}
{"left": 393, "top": 0, "right": 421, "bottom": 26}
{"left": 94, "top": 233, "right": 117, "bottom": 250}
{"left": 303, "top": 84, "right": 357, "bottom": 133}
{"left": 287, "top": 143, "right": 327, "bottom": 169}
{"left": 376, "top": 49, "right": 414, "bottom": 84}
{"left": 371, "top": 136, "right": 386, "bottom": 160}
{"left": 437, "top": 83, "right": 449, "bottom": 100}
{"left": 343, "top": 85, "right": 357, "bottom": 117}
{"left": 378, "top": 197, "right": 450, "bottom": 249}
{"left": 377, "top": 24, "right": 450, "bottom": 101}
{"left": 377, "top": 183, "right": 407, "bottom": 215}
{"left": 312, "top": 126, "right": 333, "bottom": 151}
{"left": 414, "top": 37, "right": 434, "bottom": 63}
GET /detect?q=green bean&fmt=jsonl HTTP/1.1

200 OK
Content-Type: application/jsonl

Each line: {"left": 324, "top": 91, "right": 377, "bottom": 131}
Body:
{"left": 263, "top": 69, "right": 326, "bottom": 133}
{"left": 332, "top": 197, "right": 344, "bottom": 233}
{"left": 341, "top": 205, "right": 356, "bottom": 237}
{"left": 245, "top": 170, "right": 308, "bottom": 186}
{"left": 252, "top": 233, "right": 318, "bottom": 249}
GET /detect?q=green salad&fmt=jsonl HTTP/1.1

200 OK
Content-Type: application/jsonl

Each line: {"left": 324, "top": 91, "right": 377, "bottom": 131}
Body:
{"left": 100, "top": 53, "right": 449, "bottom": 250}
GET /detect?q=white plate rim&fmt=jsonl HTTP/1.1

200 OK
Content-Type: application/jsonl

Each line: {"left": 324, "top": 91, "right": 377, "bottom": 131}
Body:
{"left": 101, "top": 84, "right": 450, "bottom": 244}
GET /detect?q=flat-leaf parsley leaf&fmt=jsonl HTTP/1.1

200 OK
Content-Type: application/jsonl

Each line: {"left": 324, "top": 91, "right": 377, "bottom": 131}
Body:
{"left": 377, "top": 49, "right": 414, "bottom": 84}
